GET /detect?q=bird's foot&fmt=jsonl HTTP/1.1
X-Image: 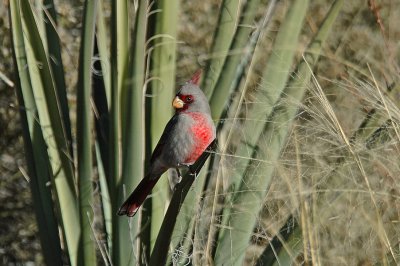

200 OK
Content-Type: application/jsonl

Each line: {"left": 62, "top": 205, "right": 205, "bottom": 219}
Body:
{"left": 178, "top": 163, "right": 191, "bottom": 169}
{"left": 177, "top": 163, "right": 198, "bottom": 178}
{"left": 175, "top": 168, "right": 183, "bottom": 183}
{"left": 188, "top": 167, "right": 198, "bottom": 179}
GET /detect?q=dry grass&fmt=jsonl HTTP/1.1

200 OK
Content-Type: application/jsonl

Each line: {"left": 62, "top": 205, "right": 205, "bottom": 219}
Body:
{"left": 253, "top": 76, "right": 400, "bottom": 264}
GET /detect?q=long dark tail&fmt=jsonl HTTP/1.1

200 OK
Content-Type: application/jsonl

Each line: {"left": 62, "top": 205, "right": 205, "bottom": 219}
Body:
{"left": 117, "top": 174, "right": 160, "bottom": 217}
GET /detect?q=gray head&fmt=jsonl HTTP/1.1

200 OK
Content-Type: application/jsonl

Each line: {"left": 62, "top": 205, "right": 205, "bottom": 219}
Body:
{"left": 172, "top": 70, "right": 211, "bottom": 115}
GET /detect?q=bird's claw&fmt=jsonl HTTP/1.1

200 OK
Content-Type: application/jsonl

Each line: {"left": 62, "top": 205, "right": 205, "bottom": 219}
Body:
{"left": 175, "top": 168, "right": 183, "bottom": 183}
{"left": 176, "top": 164, "right": 198, "bottom": 179}
{"left": 189, "top": 169, "right": 198, "bottom": 179}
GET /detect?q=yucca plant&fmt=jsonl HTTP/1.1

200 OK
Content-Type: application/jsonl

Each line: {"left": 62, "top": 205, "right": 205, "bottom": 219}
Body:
{"left": 8, "top": 0, "right": 400, "bottom": 265}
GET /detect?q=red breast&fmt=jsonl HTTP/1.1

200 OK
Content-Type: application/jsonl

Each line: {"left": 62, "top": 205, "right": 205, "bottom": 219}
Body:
{"left": 184, "top": 112, "right": 215, "bottom": 164}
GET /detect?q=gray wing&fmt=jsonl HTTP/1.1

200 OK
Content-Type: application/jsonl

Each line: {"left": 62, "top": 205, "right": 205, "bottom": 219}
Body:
{"left": 150, "top": 115, "right": 179, "bottom": 164}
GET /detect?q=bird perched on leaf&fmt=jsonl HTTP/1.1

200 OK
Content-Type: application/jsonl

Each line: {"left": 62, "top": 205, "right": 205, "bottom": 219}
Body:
{"left": 118, "top": 70, "right": 216, "bottom": 217}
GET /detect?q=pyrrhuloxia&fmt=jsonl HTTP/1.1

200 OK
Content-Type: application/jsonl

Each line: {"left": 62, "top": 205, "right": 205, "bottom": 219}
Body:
{"left": 118, "top": 70, "right": 216, "bottom": 217}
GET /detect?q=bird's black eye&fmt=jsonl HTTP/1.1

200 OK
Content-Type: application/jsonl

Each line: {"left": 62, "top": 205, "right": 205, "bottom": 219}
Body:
{"left": 185, "top": 95, "right": 193, "bottom": 103}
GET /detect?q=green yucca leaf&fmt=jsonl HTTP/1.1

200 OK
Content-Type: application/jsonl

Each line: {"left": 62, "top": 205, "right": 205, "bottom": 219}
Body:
{"left": 202, "top": 0, "right": 241, "bottom": 98}
{"left": 19, "top": 0, "right": 75, "bottom": 192}
{"left": 215, "top": 0, "right": 343, "bottom": 264}
{"left": 352, "top": 81, "right": 400, "bottom": 146}
{"left": 198, "top": 2, "right": 279, "bottom": 262}
{"left": 108, "top": 0, "right": 123, "bottom": 203}
{"left": 9, "top": 2, "right": 62, "bottom": 265}
{"left": 92, "top": 0, "right": 113, "bottom": 254}
{"left": 253, "top": 218, "right": 301, "bottom": 265}
{"left": 271, "top": 226, "right": 303, "bottom": 266}
{"left": 113, "top": 1, "right": 149, "bottom": 265}
{"left": 92, "top": 2, "right": 112, "bottom": 252}
{"left": 109, "top": 0, "right": 127, "bottom": 264}
{"left": 96, "top": 0, "right": 111, "bottom": 105}
{"left": 76, "top": 0, "right": 98, "bottom": 264}
{"left": 33, "top": 0, "right": 45, "bottom": 40}
{"left": 43, "top": 0, "right": 73, "bottom": 154}
{"left": 214, "top": 0, "right": 310, "bottom": 264}
{"left": 209, "top": 0, "right": 263, "bottom": 121}
{"left": 148, "top": 0, "right": 180, "bottom": 252}
{"left": 226, "top": 1, "right": 309, "bottom": 192}
{"left": 17, "top": 1, "right": 80, "bottom": 264}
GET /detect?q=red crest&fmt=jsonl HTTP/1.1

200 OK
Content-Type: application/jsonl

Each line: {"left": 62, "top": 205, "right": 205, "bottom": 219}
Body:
{"left": 189, "top": 69, "right": 202, "bottom": 85}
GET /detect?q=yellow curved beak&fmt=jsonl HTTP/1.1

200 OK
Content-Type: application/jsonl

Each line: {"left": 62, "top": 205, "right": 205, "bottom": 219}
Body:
{"left": 172, "top": 96, "right": 184, "bottom": 109}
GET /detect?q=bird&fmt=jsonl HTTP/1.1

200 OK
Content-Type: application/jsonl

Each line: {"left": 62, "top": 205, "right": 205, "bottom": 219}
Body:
{"left": 118, "top": 70, "right": 216, "bottom": 217}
